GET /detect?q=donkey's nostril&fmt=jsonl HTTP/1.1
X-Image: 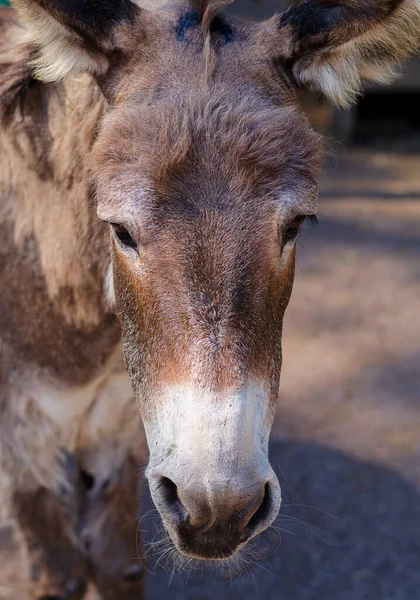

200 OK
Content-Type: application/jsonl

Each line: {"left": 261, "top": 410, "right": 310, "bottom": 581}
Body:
{"left": 159, "top": 476, "right": 179, "bottom": 505}
{"left": 154, "top": 476, "right": 188, "bottom": 526}
{"left": 150, "top": 473, "right": 281, "bottom": 559}
{"left": 246, "top": 482, "right": 272, "bottom": 533}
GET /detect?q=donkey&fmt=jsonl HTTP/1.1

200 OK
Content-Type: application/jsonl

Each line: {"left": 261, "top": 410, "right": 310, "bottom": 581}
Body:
{"left": 1, "top": 0, "right": 419, "bottom": 598}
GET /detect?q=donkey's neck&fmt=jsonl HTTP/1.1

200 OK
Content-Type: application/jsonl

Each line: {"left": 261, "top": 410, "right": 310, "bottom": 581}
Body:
{"left": 0, "top": 69, "right": 120, "bottom": 385}
{"left": 1, "top": 72, "right": 111, "bottom": 325}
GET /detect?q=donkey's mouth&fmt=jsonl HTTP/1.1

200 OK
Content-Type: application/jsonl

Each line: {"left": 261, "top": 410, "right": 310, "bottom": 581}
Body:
{"left": 150, "top": 474, "right": 282, "bottom": 561}
{"left": 163, "top": 521, "right": 249, "bottom": 561}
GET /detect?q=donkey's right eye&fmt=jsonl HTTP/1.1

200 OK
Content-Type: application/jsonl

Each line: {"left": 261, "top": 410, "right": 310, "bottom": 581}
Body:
{"left": 111, "top": 224, "right": 137, "bottom": 250}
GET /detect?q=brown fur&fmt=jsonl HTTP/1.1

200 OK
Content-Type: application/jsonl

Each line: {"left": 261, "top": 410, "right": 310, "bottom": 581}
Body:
{"left": 81, "top": 454, "right": 146, "bottom": 600}
{"left": 1, "top": 0, "right": 419, "bottom": 594}
{"left": 0, "top": 9, "right": 33, "bottom": 121}
{"left": 93, "top": 83, "right": 320, "bottom": 399}
{"left": 14, "top": 485, "right": 88, "bottom": 599}
{"left": 0, "top": 19, "right": 119, "bottom": 382}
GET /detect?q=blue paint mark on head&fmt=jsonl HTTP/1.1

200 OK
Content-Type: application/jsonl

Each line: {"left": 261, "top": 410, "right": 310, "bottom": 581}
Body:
{"left": 176, "top": 10, "right": 234, "bottom": 44}
{"left": 176, "top": 11, "right": 202, "bottom": 41}
{"left": 211, "top": 14, "right": 233, "bottom": 44}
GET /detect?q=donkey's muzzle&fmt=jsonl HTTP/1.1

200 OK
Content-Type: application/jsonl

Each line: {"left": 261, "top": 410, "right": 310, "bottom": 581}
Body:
{"left": 149, "top": 474, "right": 281, "bottom": 559}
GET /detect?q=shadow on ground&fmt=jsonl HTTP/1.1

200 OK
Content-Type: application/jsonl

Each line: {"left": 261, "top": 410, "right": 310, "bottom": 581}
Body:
{"left": 143, "top": 441, "right": 420, "bottom": 600}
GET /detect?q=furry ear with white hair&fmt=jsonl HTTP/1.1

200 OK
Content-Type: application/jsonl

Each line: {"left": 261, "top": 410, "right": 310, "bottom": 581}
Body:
{"left": 271, "top": 0, "right": 420, "bottom": 107}
{"left": 11, "top": 0, "right": 145, "bottom": 82}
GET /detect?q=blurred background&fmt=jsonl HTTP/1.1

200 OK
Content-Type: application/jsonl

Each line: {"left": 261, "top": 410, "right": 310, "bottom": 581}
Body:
{"left": 1, "top": 1, "right": 420, "bottom": 599}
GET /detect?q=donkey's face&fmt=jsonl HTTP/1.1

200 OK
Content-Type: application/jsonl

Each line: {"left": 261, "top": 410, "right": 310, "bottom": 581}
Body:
{"left": 15, "top": 0, "right": 420, "bottom": 560}
{"left": 93, "top": 87, "right": 320, "bottom": 557}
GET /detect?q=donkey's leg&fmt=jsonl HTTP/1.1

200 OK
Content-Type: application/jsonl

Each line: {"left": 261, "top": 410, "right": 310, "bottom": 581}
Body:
{"left": 80, "top": 453, "right": 146, "bottom": 600}
{"left": 13, "top": 484, "right": 90, "bottom": 600}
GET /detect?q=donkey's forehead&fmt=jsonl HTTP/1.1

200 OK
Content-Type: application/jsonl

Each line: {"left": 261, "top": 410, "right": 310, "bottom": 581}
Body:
{"left": 96, "top": 173, "right": 319, "bottom": 227}
{"left": 94, "top": 91, "right": 322, "bottom": 221}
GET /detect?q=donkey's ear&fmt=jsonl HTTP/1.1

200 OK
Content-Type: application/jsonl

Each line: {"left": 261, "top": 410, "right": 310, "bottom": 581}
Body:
{"left": 274, "top": 0, "right": 420, "bottom": 107}
{"left": 11, "top": 0, "right": 140, "bottom": 82}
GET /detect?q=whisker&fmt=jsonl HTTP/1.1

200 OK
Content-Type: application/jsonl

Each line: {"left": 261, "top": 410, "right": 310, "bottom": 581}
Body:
{"left": 268, "top": 524, "right": 294, "bottom": 536}
{"left": 281, "top": 503, "right": 339, "bottom": 520}
{"left": 278, "top": 514, "right": 337, "bottom": 545}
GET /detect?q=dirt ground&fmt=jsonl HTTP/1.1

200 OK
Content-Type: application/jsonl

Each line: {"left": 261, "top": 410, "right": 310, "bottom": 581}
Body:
{"left": 1, "top": 148, "right": 420, "bottom": 599}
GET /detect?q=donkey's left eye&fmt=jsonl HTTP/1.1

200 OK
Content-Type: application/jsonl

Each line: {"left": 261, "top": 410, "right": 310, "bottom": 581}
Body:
{"left": 111, "top": 224, "right": 137, "bottom": 250}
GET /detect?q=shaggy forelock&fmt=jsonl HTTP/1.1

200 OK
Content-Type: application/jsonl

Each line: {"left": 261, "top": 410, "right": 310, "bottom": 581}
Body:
{"left": 92, "top": 86, "right": 322, "bottom": 200}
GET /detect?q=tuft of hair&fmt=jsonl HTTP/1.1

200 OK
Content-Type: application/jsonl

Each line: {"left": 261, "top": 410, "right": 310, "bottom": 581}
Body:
{"left": 91, "top": 84, "right": 322, "bottom": 206}
{"left": 197, "top": 0, "right": 233, "bottom": 82}
{"left": 12, "top": 0, "right": 109, "bottom": 82}
{"left": 297, "top": 0, "right": 420, "bottom": 108}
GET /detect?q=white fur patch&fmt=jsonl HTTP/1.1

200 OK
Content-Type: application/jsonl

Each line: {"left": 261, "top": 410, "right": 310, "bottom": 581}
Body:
{"left": 144, "top": 382, "right": 276, "bottom": 481}
{"left": 0, "top": 345, "right": 143, "bottom": 500}
{"left": 144, "top": 382, "right": 281, "bottom": 537}
{"left": 32, "top": 377, "right": 100, "bottom": 429}
{"left": 104, "top": 262, "right": 116, "bottom": 309}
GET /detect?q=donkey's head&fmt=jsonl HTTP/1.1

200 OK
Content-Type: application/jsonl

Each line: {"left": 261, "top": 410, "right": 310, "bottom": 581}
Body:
{"left": 14, "top": 0, "right": 420, "bottom": 560}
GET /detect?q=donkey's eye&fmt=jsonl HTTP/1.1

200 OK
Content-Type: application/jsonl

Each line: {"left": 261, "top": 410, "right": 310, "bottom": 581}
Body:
{"left": 282, "top": 214, "right": 318, "bottom": 246}
{"left": 111, "top": 224, "right": 137, "bottom": 250}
